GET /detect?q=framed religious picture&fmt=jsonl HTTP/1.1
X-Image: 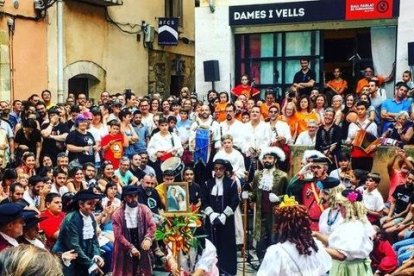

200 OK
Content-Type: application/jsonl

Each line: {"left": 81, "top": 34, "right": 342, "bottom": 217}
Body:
{"left": 164, "top": 182, "right": 190, "bottom": 215}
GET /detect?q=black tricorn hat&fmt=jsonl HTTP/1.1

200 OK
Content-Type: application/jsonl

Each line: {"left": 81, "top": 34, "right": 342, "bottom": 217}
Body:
{"left": 0, "top": 203, "right": 24, "bottom": 226}
{"left": 74, "top": 190, "right": 103, "bottom": 202}
{"left": 213, "top": 159, "right": 233, "bottom": 172}
{"left": 121, "top": 185, "right": 139, "bottom": 199}
{"left": 22, "top": 210, "right": 47, "bottom": 230}
{"left": 318, "top": 177, "right": 341, "bottom": 190}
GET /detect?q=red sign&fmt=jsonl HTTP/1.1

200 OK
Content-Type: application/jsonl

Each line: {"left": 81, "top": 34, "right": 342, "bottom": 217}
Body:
{"left": 345, "top": 0, "right": 394, "bottom": 20}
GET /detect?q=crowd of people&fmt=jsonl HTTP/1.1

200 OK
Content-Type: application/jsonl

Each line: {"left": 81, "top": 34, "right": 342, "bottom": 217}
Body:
{"left": 0, "top": 59, "right": 414, "bottom": 276}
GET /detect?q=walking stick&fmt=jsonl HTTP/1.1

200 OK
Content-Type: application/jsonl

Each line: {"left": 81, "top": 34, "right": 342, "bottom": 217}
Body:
{"left": 242, "top": 195, "right": 248, "bottom": 276}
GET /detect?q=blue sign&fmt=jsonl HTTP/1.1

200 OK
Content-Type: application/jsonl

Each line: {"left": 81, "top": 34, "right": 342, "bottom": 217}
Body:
{"left": 158, "top": 18, "right": 179, "bottom": 46}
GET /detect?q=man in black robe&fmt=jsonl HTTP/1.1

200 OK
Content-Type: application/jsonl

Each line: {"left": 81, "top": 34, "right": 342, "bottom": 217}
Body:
{"left": 202, "top": 159, "right": 240, "bottom": 275}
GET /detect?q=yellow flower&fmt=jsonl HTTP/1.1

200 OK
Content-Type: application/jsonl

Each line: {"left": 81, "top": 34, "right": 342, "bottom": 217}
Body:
{"left": 279, "top": 195, "right": 298, "bottom": 208}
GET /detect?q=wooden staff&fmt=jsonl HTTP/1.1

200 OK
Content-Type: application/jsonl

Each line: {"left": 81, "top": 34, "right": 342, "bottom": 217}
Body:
{"left": 242, "top": 196, "right": 248, "bottom": 276}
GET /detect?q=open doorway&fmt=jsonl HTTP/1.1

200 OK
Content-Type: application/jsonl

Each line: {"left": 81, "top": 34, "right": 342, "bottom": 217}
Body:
{"left": 68, "top": 74, "right": 100, "bottom": 103}
{"left": 323, "top": 28, "right": 373, "bottom": 93}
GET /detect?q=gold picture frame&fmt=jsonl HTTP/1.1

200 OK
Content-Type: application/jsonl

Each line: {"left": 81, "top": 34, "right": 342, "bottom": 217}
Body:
{"left": 164, "top": 182, "right": 190, "bottom": 215}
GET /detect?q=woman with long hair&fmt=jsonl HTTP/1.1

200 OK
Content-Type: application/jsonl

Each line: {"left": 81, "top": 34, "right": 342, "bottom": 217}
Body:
{"left": 15, "top": 118, "right": 42, "bottom": 167}
{"left": 281, "top": 101, "right": 299, "bottom": 142}
{"left": 296, "top": 95, "right": 320, "bottom": 136}
{"left": 88, "top": 108, "right": 108, "bottom": 168}
{"left": 324, "top": 189, "right": 375, "bottom": 275}
{"left": 16, "top": 152, "right": 37, "bottom": 177}
{"left": 150, "top": 98, "right": 161, "bottom": 114}
{"left": 313, "top": 94, "right": 327, "bottom": 125}
{"left": 258, "top": 196, "right": 332, "bottom": 275}
{"left": 66, "top": 167, "right": 87, "bottom": 193}
{"left": 214, "top": 92, "right": 230, "bottom": 122}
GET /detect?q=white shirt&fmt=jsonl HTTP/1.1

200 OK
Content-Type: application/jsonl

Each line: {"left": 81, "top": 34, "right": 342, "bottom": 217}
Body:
{"left": 0, "top": 232, "right": 19, "bottom": 247}
{"left": 50, "top": 184, "right": 69, "bottom": 196}
{"left": 141, "top": 113, "right": 155, "bottom": 131}
{"left": 213, "top": 149, "right": 246, "bottom": 179}
{"left": 147, "top": 131, "right": 183, "bottom": 162}
{"left": 219, "top": 120, "right": 246, "bottom": 150}
{"left": 328, "top": 220, "right": 374, "bottom": 260}
{"left": 243, "top": 121, "right": 271, "bottom": 154}
{"left": 189, "top": 117, "right": 221, "bottom": 150}
{"left": 25, "top": 237, "right": 45, "bottom": 249}
{"left": 88, "top": 124, "right": 109, "bottom": 163}
{"left": 268, "top": 120, "right": 293, "bottom": 145}
{"left": 125, "top": 205, "right": 138, "bottom": 229}
{"left": 362, "top": 188, "right": 385, "bottom": 212}
{"left": 259, "top": 168, "right": 276, "bottom": 191}
{"left": 295, "top": 131, "right": 316, "bottom": 146}
{"left": 211, "top": 177, "right": 224, "bottom": 196}
{"left": 258, "top": 239, "right": 332, "bottom": 276}
{"left": 23, "top": 190, "right": 38, "bottom": 208}
{"left": 347, "top": 118, "right": 377, "bottom": 142}
{"left": 318, "top": 207, "right": 344, "bottom": 236}
{"left": 80, "top": 211, "right": 94, "bottom": 240}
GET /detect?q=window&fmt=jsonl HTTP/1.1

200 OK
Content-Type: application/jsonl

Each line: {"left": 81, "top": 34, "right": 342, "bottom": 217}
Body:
{"left": 165, "top": 0, "right": 183, "bottom": 27}
{"left": 235, "top": 31, "right": 322, "bottom": 99}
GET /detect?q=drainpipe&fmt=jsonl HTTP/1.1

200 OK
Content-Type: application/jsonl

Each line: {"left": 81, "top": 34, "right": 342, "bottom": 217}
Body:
{"left": 57, "top": 0, "right": 64, "bottom": 103}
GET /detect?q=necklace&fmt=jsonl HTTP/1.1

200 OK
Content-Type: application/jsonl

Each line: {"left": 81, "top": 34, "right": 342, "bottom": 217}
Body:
{"left": 327, "top": 208, "right": 340, "bottom": 226}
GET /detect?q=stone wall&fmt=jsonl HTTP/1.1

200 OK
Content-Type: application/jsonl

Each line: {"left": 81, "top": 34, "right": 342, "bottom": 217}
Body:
{"left": 148, "top": 50, "right": 195, "bottom": 97}
{"left": 289, "top": 145, "right": 414, "bottom": 200}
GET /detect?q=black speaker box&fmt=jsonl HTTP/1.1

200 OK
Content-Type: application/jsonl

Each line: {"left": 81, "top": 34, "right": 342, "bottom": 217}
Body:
{"left": 203, "top": 60, "right": 220, "bottom": 82}
{"left": 408, "top": 42, "right": 414, "bottom": 66}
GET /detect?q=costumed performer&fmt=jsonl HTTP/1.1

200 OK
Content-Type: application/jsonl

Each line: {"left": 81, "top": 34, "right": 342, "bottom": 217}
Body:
{"left": 257, "top": 195, "right": 332, "bottom": 276}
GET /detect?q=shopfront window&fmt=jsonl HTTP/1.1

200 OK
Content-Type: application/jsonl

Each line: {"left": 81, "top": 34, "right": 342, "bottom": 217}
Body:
{"left": 235, "top": 31, "right": 322, "bottom": 99}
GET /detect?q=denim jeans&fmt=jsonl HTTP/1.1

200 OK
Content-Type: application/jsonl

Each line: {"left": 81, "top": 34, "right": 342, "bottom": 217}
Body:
{"left": 393, "top": 238, "right": 414, "bottom": 265}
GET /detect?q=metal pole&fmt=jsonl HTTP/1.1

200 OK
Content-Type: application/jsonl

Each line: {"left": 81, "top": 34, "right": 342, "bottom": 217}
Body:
{"left": 57, "top": 0, "right": 64, "bottom": 103}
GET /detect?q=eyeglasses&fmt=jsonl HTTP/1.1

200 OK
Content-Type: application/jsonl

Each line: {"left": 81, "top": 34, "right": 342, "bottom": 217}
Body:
{"left": 269, "top": 110, "right": 279, "bottom": 114}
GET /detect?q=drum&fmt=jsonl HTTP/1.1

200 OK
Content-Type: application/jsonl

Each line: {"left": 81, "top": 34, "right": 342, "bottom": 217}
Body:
{"left": 352, "top": 129, "right": 381, "bottom": 153}
{"left": 161, "top": 157, "right": 184, "bottom": 177}
{"left": 193, "top": 127, "right": 211, "bottom": 164}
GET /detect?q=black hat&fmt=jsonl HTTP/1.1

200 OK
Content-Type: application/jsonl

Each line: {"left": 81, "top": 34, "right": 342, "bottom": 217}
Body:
{"left": 22, "top": 210, "right": 47, "bottom": 230}
{"left": 311, "top": 157, "right": 331, "bottom": 165}
{"left": 28, "top": 175, "right": 45, "bottom": 186}
{"left": 121, "top": 185, "right": 139, "bottom": 199}
{"left": 74, "top": 190, "right": 103, "bottom": 202}
{"left": 213, "top": 159, "right": 233, "bottom": 172}
{"left": 0, "top": 203, "right": 24, "bottom": 226}
{"left": 317, "top": 177, "right": 341, "bottom": 190}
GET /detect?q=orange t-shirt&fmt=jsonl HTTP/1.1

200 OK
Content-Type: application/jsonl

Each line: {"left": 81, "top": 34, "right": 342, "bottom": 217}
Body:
{"left": 215, "top": 102, "right": 228, "bottom": 122}
{"left": 260, "top": 103, "right": 281, "bottom": 120}
{"left": 356, "top": 76, "right": 385, "bottom": 94}
{"left": 281, "top": 114, "right": 298, "bottom": 138}
{"left": 327, "top": 79, "right": 348, "bottom": 94}
{"left": 296, "top": 111, "right": 319, "bottom": 135}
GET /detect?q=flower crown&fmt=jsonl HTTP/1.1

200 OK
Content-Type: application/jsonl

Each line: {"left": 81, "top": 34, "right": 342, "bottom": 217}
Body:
{"left": 342, "top": 189, "right": 363, "bottom": 203}
{"left": 279, "top": 195, "right": 298, "bottom": 208}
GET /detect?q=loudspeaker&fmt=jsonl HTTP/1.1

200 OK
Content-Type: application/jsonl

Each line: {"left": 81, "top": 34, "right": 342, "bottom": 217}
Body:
{"left": 203, "top": 60, "right": 220, "bottom": 82}
{"left": 409, "top": 42, "right": 414, "bottom": 66}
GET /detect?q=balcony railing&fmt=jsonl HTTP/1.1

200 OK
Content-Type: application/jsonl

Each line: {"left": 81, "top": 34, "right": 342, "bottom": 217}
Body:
{"left": 74, "top": 0, "right": 123, "bottom": 6}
